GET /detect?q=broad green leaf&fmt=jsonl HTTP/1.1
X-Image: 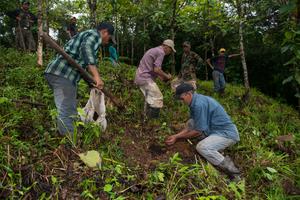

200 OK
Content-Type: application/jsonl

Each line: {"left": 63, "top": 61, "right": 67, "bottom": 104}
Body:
{"left": 115, "top": 196, "right": 126, "bottom": 200}
{"left": 281, "top": 45, "right": 290, "bottom": 53}
{"left": 295, "top": 71, "right": 300, "bottom": 84}
{"left": 115, "top": 165, "right": 122, "bottom": 174}
{"left": 265, "top": 173, "right": 273, "bottom": 181}
{"left": 285, "top": 31, "right": 294, "bottom": 40}
{"left": 79, "top": 150, "right": 102, "bottom": 168}
{"left": 0, "top": 97, "right": 9, "bottom": 104}
{"left": 282, "top": 76, "right": 293, "bottom": 85}
{"left": 103, "top": 184, "right": 113, "bottom": 192}
{"left": 157, "top": 172, "right": 165, "bottom": 182}
{"left": 266, "top": 167, "right": 277, "bottom": 173}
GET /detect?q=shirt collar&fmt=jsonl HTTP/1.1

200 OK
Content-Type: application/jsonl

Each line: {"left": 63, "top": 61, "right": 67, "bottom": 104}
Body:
{"left": 94, "top": 29, "right": 102, "bottom": 44}
{"left": 189, "top": 93, "right": 197, "bottom": 108}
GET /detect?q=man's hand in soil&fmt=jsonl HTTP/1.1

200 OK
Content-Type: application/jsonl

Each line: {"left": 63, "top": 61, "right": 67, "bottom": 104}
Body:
{"left": 165, "top": 128, "right": 201, "bottom": 146}
{"left": 165, "top": 135, "right": 177, "bottom": 145}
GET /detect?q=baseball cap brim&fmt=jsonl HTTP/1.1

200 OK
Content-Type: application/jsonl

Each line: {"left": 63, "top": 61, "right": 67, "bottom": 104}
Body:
{"left": 174, "top": 83, "right": 194, "bottom": 100}
{"left": 171, "top": 46, "right": 176, "bottom": 53}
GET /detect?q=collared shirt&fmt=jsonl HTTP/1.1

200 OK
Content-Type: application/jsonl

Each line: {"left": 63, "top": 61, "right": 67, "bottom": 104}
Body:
{"left": 45, "top": 29, "right": 102, "bottom": 85}
{"left": 180, "top": 50, "right": 203, "bottom": 80}
{"left": 109, "top": 46, "right": 118, "bottom": 61}
{"left": 134, "top": 46, "right": 165, "bottom": 85}
{"left": 189, "top": 93, "right": 240, "bottom": 141}
{"left": 211, "top": 55, "right": 229, "bottom": 73}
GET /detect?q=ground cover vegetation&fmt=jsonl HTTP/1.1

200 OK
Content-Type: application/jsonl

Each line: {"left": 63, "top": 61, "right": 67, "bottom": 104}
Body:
{"left": 0, "top": 47, "right": 299, "bottom": 199}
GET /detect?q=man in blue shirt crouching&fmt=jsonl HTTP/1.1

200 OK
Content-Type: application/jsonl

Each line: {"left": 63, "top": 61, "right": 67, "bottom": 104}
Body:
{"left": 165, "top": 83, "right": 241, "bottom": 180}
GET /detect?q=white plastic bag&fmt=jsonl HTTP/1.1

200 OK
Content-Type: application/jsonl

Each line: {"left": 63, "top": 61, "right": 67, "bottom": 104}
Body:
{"left": 80, "top": 88, "right": 107, "bottom": 131}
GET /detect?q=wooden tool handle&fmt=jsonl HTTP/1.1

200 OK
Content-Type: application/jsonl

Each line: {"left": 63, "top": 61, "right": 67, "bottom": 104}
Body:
{"left": 42, "top": 32, "right": 124, "bottom": 109}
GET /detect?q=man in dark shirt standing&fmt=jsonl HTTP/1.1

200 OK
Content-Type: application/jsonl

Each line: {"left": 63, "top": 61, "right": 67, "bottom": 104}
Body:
{"left": 66, "top": 17, "right": 78, "bottom": 39}
{"left": 206, "top": 48, "right": 240, "bottom": 95}
{"left": 7, "top": 1, "right": 37, "bottom": 51}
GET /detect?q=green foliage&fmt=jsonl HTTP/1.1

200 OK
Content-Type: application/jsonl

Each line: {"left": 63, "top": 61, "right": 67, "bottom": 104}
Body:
{"left": 0, "top": 47, "right": 300, "bottom": 199}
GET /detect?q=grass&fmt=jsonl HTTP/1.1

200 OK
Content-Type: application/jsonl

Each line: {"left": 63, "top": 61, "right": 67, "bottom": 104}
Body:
{"left": 0, "top": 47, "right": 299, "bottom": 199}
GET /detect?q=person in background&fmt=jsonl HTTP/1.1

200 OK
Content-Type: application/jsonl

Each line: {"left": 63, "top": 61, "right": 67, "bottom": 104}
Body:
{"left": 66, "top": 17, "right": 78, "bottom": 39}
{"left": 134, "top": 39, "right": 176, "bottom": 119}
{"left": 7, "top": 0, "right": 37, "bottom": 51}
{"left": 179, "top": 41, "right": 203, "bottom": 89}
{"left": 108, "top": 45, "right": 119, "bottom": 67}
{"left": 45, "top": 22, "right": 114, "bottom": 136}
{"left": 165, "top": 83, "right": 241, "bottom": 181}
{"left": 206, "top": 48, "right": 240, "bottom": 96}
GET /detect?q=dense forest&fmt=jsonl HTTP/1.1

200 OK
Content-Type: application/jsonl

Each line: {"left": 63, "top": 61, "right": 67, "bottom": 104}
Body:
{"left": 0, "top": 0, "right": 300, "bottom": 199}
{"left": 0, "top": 0, "right": 299, "bottom": 107}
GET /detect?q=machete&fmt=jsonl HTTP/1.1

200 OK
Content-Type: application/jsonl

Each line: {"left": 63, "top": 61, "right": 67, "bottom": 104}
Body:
{"left": 41, "top": 32, "right": 124, "bottom": 109}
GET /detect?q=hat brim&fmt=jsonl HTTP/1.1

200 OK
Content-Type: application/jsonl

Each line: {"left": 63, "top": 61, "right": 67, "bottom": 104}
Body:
{"left": 172, "top": 47, "right": 176, "bottom": 53}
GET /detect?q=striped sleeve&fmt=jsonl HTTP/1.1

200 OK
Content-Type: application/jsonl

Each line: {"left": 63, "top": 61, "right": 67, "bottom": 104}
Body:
{"left": 80, "top": 33, "right": 99, "bottom": 67}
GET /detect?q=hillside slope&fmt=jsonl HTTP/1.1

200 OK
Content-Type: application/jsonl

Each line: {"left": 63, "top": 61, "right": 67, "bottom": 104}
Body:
{"left": 0, "top": 48, "right": 299, "bottom": 199}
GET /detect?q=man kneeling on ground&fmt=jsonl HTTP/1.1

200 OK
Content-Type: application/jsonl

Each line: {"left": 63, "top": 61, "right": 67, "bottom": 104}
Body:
{"left": 165, "top": 83, "right": 241, "bottom": 180}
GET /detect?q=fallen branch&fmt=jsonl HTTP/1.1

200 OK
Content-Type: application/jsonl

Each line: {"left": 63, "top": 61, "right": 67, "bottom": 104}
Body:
{"left": 12, "top": 99, "right": 46, "bottom": 107}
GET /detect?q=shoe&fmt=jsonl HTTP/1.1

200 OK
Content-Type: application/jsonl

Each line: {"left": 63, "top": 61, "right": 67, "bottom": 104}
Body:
{"left": 217, "top": 156, "right": 240, "bottom": 178}
{"left": 219, "top": 88, "right": 225, "bottom": 97}
{"left": 147, "top": 107, "right": 160, "bottom": 119}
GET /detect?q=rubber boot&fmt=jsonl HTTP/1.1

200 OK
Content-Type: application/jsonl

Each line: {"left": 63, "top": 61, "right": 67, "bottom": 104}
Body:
{"left": 146, "top": 106, "right": 160, "bottom": 119}
{"left": 219, "top": 88, "right": 225, "bottom": 97}
{"left": 217, "top": 156, "right": 241, "bottom": 181}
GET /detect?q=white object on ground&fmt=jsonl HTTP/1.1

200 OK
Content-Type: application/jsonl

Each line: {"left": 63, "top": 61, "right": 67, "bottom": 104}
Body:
{"left": 79, "top": 88, "right": 107, "bottom": 131}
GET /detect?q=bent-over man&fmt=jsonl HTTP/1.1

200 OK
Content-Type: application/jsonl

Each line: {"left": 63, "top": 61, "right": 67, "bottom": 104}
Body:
{"left": 134, "top": 40, "right": 176, "bottom": 119}
{"left": 45, "top": 22, "right": 114, "bottom": 135}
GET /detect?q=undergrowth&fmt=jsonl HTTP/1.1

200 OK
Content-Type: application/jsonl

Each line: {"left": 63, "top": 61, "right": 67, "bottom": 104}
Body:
{"left": 0, "top": 47, "right": 299, "bottom": 199}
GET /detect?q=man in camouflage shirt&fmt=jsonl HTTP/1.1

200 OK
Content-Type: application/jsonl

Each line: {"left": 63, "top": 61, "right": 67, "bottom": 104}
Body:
{"left": 179, "top": 41, "right": 203, "bottom": 89}
{"left": 7, "top": 1, "right": 37, "bottom": 51}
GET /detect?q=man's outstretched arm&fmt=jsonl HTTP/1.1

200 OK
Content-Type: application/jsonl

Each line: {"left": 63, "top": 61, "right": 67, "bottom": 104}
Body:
{"left": 153, "top": 67, "right": 172, "bottom": 81}
{"left": 165, "top": 128, "right": 201, "bottom": 145}
{"left": 206, "top": 58, "right": 214, "bottom": 70}
{"left": 228, "top": 53, "right": 241, "bottom": 58}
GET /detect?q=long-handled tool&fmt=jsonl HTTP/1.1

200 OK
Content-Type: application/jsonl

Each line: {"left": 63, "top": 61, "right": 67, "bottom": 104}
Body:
{"left": 42, "top": 32, "right": 124, "bottom": 109}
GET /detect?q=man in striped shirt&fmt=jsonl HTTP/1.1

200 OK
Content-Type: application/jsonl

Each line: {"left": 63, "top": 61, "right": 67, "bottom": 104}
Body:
{"left": 45, "top": 22, "right": 114, "bottom": 135}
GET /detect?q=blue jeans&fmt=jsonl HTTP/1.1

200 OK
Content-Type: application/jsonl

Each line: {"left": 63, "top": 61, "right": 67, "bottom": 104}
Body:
{"left": 212, "top": 70, "right": 226, "bottom": 92}
{"left": 187, "top": 119, "right": 236, "bottom": 166}
{"left": 45, "top": 73, "right": 77, "bottom": 135}
{"left": 196, "top": 135, "right": 236, "bottom": 166}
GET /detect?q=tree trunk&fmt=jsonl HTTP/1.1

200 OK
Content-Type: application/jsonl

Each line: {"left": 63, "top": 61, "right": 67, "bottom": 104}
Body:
{"left": 210, "top": 37, "right": 215, "bottom": 57}
{"left": 170, "top": 0, "right": 177, "bottom": 74}
{"left": 143, "top": 17, "right": 146, "bottom": 53}
{"left": 239, "top": 21, "right": 250, "bottom": 90}
{"left": 131, "top": 34, "right": 134, "bottom": 65}
{"left": 205, "top": 49, "right": 208, "bottom": 80}
{"left": 236, "top": 0, "right": 250, "bottom": 103}
{"left": 45, "top": 0, "right": 49, "bottom": 34}
{"left": 37, "top": 0, "right": 43, "bottom": 67}
{"left": 236, "top": 0, "right": 250, "bottom": 91}
{"left": 87, "top": 0, "right": 97, "bottom": 28}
